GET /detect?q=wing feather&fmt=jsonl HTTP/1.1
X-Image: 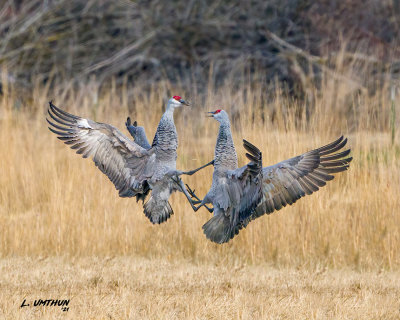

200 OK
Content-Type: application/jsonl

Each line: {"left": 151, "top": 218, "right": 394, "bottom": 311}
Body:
{"left": 247, "top": 136, "right": 352, "bottom": 222}
{"left": 47, "top": 102, "right": 154, "bottom": 197}
{"left": 212, "top": 140, "right": 264, "bottom": 241}
{"left": 125, "top": 117, "right": 151, "bottom": 150}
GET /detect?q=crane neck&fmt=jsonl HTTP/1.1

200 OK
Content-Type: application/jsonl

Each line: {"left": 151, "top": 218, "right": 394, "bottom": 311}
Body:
{"left": 151, "top": 105, "right": 178, "bottom": 156}
{"left": 163, "top": 105, "right": 175, "bottom": 119}
{"left": 214, "top": 121, "right": 238, "bottom": 171}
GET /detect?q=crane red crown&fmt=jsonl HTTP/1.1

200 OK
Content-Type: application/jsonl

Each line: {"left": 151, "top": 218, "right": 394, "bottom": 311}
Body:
{"left": 214, "top": 109, "right": 222, "bottom": 114}
{"left": 173, "top": 96, "right": 182, "bottom": 101}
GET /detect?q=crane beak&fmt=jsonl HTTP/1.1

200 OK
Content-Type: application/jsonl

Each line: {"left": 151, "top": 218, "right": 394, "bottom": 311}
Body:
{"left": 180, "top": 99, "right": 190, "bottom": 106}
{"left": 206, "top": 111, "right": 214, "bottom": 117}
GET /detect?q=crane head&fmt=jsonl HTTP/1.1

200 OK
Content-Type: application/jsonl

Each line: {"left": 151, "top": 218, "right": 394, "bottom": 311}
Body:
{"left": 207, "top": 109, "right": 229, "bottom": 123}
{"left": 168, "top": 95, "right": 190, "bottom": 107}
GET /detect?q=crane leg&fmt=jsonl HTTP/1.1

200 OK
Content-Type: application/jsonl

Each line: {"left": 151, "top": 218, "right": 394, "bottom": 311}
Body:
{"left": 185, "top": 184, "right": 214, "bottom": 213}
{"left": 184, "top": 184, "right": 201, "bottom": 203}
{"left": 185, "top": 183, "right": 214, "bottom": 213}
{"left": 172, "top": 177, "right": 213, "bottom": 213}
{"left": 181, "top": 160, "right": 214, "bottom": 176}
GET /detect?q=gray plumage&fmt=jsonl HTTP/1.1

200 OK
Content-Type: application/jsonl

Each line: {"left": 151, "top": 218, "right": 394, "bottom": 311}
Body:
{"left": 151, "top": 108, "right": 178, "bottom": 164}
{"left": 196, "top": 110, "right": 263, "bottom": 243}
{"left": 47, "top": 97, "right": 189, "bottom": 224}
{"left": 190, "top": 110, "right": 352, "bottom": 244}
{"left": 213, "top": 119, "right": 238, "bottom": 170}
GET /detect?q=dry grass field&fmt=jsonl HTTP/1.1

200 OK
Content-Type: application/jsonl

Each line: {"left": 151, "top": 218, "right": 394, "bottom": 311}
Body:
{"left": 0, "top": 74, "right": 399, "bottom": 318}
{"left": 1, "top": 257, "right": 400, "bottom": 319}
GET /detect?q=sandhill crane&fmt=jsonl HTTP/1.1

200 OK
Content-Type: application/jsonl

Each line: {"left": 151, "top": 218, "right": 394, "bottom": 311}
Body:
{"left": 180, "top": 109, "right": 352, "bottom": 244}
{"left": 46, "top": 97, "right": 212, "bottom": 224}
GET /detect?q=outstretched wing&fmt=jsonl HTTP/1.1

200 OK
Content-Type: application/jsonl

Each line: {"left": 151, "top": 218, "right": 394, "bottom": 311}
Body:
{"left": 202, "top": 140, "right": 263, "bottom": 243}
{"left": 47, "top": 102, "right": 155, "bottom": 197}
{"left": 249, "top": 136, "right": 352, "bottom": 221}
{"left": 231, "top": 140, "right": 264, "bottom": 221}
{"left": 125, "top": 117, "right": 151, "bottom": 150}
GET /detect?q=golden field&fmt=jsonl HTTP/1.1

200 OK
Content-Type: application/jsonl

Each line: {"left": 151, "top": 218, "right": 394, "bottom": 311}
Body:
{"left": 1, "top": 257, "right": 399, "bottom": 319}
{"left": 0, "top": 75, "right": 399, "bottom": 318}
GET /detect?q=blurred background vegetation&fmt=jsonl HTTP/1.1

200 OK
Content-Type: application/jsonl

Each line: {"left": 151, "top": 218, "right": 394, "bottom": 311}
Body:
{"left": 1, "top": 0, "right": 399, "bottom": 99}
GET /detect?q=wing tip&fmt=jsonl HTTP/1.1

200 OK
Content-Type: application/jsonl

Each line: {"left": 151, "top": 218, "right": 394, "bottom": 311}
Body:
{"left": 243, "top": 139, "right": 262, "bottom": 157}
{"left": 48, "top": 101, "right": 80, "bottom": 120}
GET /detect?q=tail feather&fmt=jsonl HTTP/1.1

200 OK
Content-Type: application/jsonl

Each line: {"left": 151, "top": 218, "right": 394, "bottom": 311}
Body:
{"left": 143, "top": 197, "right": 173, "bottom": 224}
{"left": 202, "top": 214, "right": 232, "bottom": 244}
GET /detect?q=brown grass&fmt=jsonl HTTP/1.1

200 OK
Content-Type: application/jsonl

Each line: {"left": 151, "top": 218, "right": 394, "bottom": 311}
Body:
{"left": 0, "top": 72, "right": 399, "bottom": 270}
{"left": 1, "top": 257, "right": 399, "bottom": 319}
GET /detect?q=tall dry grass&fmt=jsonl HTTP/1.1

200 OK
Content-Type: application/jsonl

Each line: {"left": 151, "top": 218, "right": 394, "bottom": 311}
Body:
{"left": 0, "top": 68, "right": 399, "bottom": 270}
